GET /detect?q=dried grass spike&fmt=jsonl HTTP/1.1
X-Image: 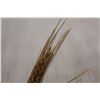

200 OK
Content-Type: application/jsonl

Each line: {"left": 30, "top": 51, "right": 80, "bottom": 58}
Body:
{"left": 27, "top": 18, "right": 70, "bottom": 83}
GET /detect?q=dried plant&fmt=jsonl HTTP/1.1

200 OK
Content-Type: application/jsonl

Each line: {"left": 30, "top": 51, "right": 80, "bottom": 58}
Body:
{"left": 67, "top": 68, "right": 89, "bottom": 83}
{"left": 27, "top": 18, "right": 70, "bottom": 83}
{"left": 27, "top": 18, "right": 89, "bottom": 83}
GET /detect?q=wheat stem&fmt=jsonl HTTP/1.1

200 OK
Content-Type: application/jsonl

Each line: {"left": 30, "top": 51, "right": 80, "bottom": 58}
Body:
{"left": 67, "top": 68, "right": 90, "bottom": 83}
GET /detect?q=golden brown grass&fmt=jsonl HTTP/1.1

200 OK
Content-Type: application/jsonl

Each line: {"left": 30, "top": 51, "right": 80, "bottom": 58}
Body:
{"left": 27, "top": 18, "right": 70, "bottom": 83}
{"left": 67, "top": 68, "right": 90, "bottom": 83}
{"left": 27, "top": 18, "right": 89, "bottom": 83}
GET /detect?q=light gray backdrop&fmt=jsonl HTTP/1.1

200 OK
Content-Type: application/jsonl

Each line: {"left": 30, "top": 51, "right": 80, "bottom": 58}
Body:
{"left": 1, "top": 18, "right": 100, "bottom": 82}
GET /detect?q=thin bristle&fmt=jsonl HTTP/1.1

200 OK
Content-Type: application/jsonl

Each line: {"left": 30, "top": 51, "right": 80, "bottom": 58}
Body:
{"left": 37, "top": 19, "right": 67, "bottom": 62}
{"left": 48, "top": 18, "right": 67, "bottom": 47}
{"left": 53, "top": 28, "right": 70, "bottom": 56}
{"left": 67, "top": 68, "right": 90, "bottom": 83}
{"left": 46, "top": 19, "right": 68, "bottom": 54}
{"left": 43, "top": 19, "right": 61, "bottom": 49}
{"left": 54, "top": 19, "right": 67, "bottom": 35}
{"left": 36, "top": 19, "right": 62, "bottom": 61}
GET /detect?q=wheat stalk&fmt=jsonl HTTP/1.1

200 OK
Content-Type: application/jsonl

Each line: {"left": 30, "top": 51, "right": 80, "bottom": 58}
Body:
{"left": 67, "top": 68, "right": 90, "bottom": 83}
{"left": 27, "top": 18, "right": 70, "bottom": 83}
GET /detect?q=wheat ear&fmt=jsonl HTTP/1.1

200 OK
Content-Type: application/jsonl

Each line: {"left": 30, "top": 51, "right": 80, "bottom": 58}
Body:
{"left": 27, "top": 18, "right": 70, "bottom": 83}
